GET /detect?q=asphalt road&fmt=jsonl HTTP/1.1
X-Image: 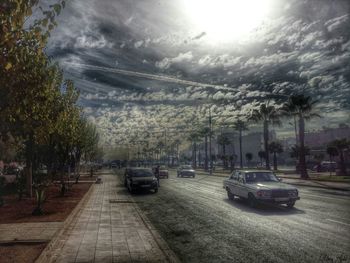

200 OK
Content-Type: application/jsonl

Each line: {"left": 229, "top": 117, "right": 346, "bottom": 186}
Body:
{"left": 118, "top": 170, "right": 350, "bottom": 263}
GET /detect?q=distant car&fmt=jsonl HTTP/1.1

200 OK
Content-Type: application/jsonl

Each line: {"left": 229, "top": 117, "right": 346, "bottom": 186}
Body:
{"left": 111, "top": 162, "right": 118, "bottom": 168}
{"left": 124, "top": 168, "right": 158, "bottom": 193}
{"left": 0, "top": 166, "right": 20, "bottom": 184}
{"left": 313, "top": 161, "right": 337, "bottom": 172}
{"left": 223, "top": 169, "right": 300, "bottom": 208}
{"left": 177, "top": 165, "right": 195, "bottom": 178}
{"left": 159, "top": 166, "right": 169, "bottom": 178}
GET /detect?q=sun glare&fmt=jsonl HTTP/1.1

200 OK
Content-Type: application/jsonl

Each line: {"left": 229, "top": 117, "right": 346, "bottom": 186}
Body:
{"left": 183, "top": 0, "right": 273, "bottom": 43}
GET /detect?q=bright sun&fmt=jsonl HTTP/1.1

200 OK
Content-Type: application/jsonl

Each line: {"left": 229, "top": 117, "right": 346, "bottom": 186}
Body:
{"left": 183, "top": 0, "right": 273, "bottom": 43}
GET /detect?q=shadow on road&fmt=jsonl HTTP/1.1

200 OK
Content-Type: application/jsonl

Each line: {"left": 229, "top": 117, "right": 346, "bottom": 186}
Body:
{"left": 223, "top": 198, "right": 306, "bottom": 216}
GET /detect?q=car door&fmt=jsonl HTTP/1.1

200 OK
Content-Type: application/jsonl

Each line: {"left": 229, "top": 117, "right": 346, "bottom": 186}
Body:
{"left": 236, "top": 172, "right": 248, "bottom": 198}
{"left": 227, "top": 171, "right": 240, "bottom": 196}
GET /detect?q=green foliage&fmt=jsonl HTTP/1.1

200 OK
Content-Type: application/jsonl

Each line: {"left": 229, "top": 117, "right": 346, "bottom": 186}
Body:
{"left": 269, "top": 141, "right": 284, "bottom": 154}
{"left": 0, "top": 0, "right": 105, "bottom": 198}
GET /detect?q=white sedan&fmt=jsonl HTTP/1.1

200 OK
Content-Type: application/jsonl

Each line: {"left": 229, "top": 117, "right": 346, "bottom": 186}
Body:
{"left": 223, "top": 169, "right": 300, "bottom": 208}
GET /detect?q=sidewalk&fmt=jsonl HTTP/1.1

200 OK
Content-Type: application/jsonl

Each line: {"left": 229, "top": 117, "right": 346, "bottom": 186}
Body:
{"left": 37, "top": 173, "right": 179, "bottom": 263}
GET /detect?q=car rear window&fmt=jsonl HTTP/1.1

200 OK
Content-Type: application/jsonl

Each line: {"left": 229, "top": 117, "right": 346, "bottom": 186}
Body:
{"left": 129, "top": 169, "right": 154, "bottom": 177}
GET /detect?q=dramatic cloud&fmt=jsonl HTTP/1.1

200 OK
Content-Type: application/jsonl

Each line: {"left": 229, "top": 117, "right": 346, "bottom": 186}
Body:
{"left": 47, "top": 0, "right": 350, "bottom": 146}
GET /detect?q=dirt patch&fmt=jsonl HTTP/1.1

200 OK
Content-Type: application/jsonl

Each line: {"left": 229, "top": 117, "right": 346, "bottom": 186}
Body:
{"left": 0, "top": 243, "right": 47, "bottom": 263}
{"left": 0, "top": 183, "right": 92, "bottom": 224}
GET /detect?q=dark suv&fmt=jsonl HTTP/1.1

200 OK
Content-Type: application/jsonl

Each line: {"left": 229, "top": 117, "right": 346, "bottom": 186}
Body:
{"left": 124, "top": 168, "right": 158, "bottom": 193}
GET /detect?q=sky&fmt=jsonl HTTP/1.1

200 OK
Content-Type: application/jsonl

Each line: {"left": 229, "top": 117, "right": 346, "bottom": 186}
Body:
{"left": 47, "top": 0, "right": 350, "bottom": 147}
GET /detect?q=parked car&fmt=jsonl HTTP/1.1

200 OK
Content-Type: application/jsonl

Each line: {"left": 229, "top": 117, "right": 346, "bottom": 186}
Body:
{"left": 177, "top": 165, "right": 195, "bottom": 178}
{"left": 124, "top": 167, "right": 158, "bottom": 193}
{"left": 151, "top": 165, "right": 169, "bottom": 178}
{"left": 313, "top": 161, "right": 337, "bottom": 172}
{"left": 223, "top": 169, "right": 300, "bottom": 208}
{"left": 0, "top": 165, "right": 21, "bottom": 184}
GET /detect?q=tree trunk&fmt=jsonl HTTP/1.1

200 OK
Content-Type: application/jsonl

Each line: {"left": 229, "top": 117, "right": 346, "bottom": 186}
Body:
{"left": 298, "top": 116, "right": 309, "bottom": 179}
{"left": 273, "top": 152, "right": 277, "bottom": 171}
{"left": 223, "top": 144, "right": 226, "bottom": 168}
{"left": 339, "top": 151, "right": 347, "bottom": 176}
{"left": 264, "top": 121, "right": 270, "bottom": 170}
{"left": 239, "top": 129, "right": 243, "bottom": 168}
{"left": 25, "top": 134, "right": 34, "bottom": 198}
{"left": 194, "top": 142, "right": 197, "bottom": 168}
{"left": 204, "top": 136, "right": 208, "bottom": 170}
{"left": 294, "top": 116, "right": 298, "bottom": 145}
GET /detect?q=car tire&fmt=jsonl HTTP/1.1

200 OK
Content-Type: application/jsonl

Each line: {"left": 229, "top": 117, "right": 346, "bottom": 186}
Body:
{"left": 154, "top": 187, "right": 158, "bottom": 193}
{"left": 124, "top": 179, "right": 127, "bottom": 187}
{"left": 248, "top": 193, "right": 258, "bottom": 208}
{"left": 287, "top": 201, "right": 295, "bottom": 209}
{"left": 227, "top": 189, "right": 235, "bottom": 200}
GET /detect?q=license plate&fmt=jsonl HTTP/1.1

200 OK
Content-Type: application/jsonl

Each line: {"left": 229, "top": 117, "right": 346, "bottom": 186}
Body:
{"left": 275, "top": 197, "right": 289, "bottom": 202}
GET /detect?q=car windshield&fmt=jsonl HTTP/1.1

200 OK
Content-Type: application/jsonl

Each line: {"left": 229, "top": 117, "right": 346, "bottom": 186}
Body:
{"left": 245, "top": 172, "right": 279, "bottom": 183}
{"left": 182, "top": 165, "right": 192, "bottom": 169}
{"left": 129, "top": 169, "right": 154, "bottom": 177}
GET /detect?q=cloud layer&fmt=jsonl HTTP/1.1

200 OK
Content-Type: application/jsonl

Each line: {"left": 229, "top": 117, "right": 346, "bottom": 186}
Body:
{"left": 48, "top": 0, "right": 350, "bottom": 146}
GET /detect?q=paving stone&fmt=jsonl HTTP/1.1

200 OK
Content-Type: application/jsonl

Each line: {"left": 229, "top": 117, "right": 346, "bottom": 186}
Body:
{"left": 40, "top": 173, "right": 178, "bottom": 263}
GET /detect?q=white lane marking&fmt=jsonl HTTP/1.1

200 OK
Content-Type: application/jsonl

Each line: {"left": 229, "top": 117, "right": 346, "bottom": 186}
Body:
{"left": 325, "top": 219, "right": 350, "bottom": 227}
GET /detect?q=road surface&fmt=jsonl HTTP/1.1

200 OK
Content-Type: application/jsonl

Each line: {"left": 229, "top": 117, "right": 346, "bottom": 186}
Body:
{"left": 117, "top": 170, "right": 350, "bottom": 263}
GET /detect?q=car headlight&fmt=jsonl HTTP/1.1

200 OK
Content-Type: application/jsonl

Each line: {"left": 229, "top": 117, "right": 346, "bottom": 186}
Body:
{"left": 288, "top": 190, "right": 298, "bottom": 196}
{"left": 257, "top": 190, "right": 271, "bottom": 197}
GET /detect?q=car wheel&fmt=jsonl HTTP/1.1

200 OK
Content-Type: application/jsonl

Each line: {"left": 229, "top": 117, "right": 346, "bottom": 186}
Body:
{"left": 193, "top": 175, "right": 195, "bottom": 178}
{"left": 124, "top": 179, "right": 127, "bottom": 187}
{"left": 287, "top": 201, "right": 295, "bottom": 209}
{"left": 154, "top": 187, "right": 158, "bottom": 193}
{"left": 166, "top": 175, "right": 169, "bottom": 179}
{"left": 227, "top": 189, "right": 235, "bottom": 200}
{"left": 248, "top": 193, "right": 258, "bottom": 208}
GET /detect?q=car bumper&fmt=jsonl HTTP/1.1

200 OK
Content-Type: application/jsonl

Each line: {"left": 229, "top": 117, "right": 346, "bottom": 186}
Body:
{"left": 131, "top": 182, "right": 158, "bottom": 189}
{"left": 257, "top": 197, "right": 300, "bottom": 204}
{"left": 179, "top": 173, "right": 195, "bottom": 176}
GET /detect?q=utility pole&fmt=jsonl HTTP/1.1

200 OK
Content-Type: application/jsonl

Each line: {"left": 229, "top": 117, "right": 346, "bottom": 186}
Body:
{"left": 209, "top": 107, "right": 213, "bottom": 175}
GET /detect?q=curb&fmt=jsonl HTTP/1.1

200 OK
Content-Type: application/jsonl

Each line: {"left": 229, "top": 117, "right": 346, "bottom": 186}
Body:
{"left": 35, "top": 183, "right": 95, "bottom": 263}
{"left": 196, "top": 171, "right": 350, "bottom": 192}
{"left": 114, "top": 172, "right": 181, "bottom": 263}
{"left": 280, "top": 181, "right": 350, "bottom": 192}
{"left": 132, "top": 202, "right": 181, "bottom": 263}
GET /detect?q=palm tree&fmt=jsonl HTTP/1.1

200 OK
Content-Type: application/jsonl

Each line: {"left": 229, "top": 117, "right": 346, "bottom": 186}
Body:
{"left": 282, "top": 95, "right": 320, "bottom": 179}
{"left": 249, "top": 103, "right": 281, "bottom": 170}
{"left": 233, "top": 119, "right": 249, "bottom": 168}
{"left": 199, "top": 127, "right": 211, "bottom": 171}
{"left": 269, "top": 141, "right": 283, "bottom": 171}
{"left": 245, "top": 152, "right": 253, "bottom": 167}
{"left": 326, "top": 145, "right": 338, "bottom": 177}
{"left": 156, "top": 141, "right": 165, "bottom": 164}
{"left": 229, "top": 154, "right": 237, "bottom": 170}
{"left": 188, "top": 132, "right": 200, "bottom": 168}
{"left": 330, "top": 139, "right": 349, "bottom": 176}
{"left": 217, "top": 134, "right": 231, "bottom": 168}
{"left": 258, "top": 150, "right": 266, "bottom": 167}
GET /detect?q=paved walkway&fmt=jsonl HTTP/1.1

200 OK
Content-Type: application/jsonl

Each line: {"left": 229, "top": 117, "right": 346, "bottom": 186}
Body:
{"left": 43, "top": 173, "right": 179, "bottom": 263}
{"left": 0, "top": 222, "right": 62, "bottom": 242}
